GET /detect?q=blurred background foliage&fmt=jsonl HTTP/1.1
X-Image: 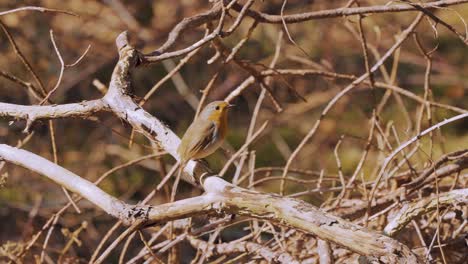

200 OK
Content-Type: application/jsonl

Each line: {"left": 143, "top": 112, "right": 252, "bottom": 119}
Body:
{"left": 0, "top": 0, "right": 467, "bottom": 263}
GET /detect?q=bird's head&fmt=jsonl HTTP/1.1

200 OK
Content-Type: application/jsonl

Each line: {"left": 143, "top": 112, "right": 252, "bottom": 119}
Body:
{"left": 200, "top": 101, "right": 233, "bottom": 121}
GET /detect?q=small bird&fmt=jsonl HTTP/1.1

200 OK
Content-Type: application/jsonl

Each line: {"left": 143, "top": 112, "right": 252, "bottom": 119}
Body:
{"left": 177, "top": 101, "right": 232, "bottom": 168}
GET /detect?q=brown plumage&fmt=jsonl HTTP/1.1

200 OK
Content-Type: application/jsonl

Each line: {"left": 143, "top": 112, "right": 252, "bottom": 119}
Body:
{"left": 177, "top": 101, "right": 231, "bottom": 167}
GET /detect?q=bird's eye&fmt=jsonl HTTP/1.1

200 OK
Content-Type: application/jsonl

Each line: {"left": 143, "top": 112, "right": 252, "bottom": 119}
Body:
{"left": 215, "top": 106, "right": 220, "bottom": 110}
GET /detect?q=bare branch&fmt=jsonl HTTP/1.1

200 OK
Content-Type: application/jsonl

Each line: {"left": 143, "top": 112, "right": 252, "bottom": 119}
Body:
{"left": 230, "top": 0, "right": 468, "bottom": 23}
{"left": 369, "top": 112, "right": 468, "bottom": 203}
{"left": 0, "top": 143, "right": 420, "bottom": 263}
{"left": 0, "top": 100, "right": 107, "bottom": 122}
{"left": 0, "top": 6, "right": 78, "bottom": 17}
{"left": 384, "top": 188, "right": 468, "bottom": 236}
{"left": 187, "top": 235, "right": 299, "bottom": 264}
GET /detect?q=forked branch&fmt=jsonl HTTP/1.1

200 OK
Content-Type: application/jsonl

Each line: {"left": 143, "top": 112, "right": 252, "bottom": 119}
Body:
{"left": 0, "top": 31, "right": 422, "bottom": 263}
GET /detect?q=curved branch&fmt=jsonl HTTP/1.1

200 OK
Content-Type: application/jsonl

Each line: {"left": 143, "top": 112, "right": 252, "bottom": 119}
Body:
{"left": 154, "top": 3, "right": 222, "bottom": 54}
{"left": 143, "top": 3, "right": 227, "bottom": 63}
{"left": 201, "top": 177, "right": 420, "bottom": 263}
{"left": 403, "top": 149, "right": 468, "bottom": 190}
{"left": 384, "top": 188, "right": 468, "bottom": 237}
{"left": 103, "top": 32, "right": 206, "bottom": 184}
{"left": 231, "top": 0, "right": 468, "bottom": 24}
{"left": 369, "top": 112, "right": 468, "bottom": 203}
{"left": 0, "top": 143, "right": 420, "bottom": 263}
{"left": 134, "top": 0, "right": 468, "bottom": 61}
{"left": 0, "top": 144, "right": 136, "bottom": 222}
{"left": 111, "top": 32, "right": 420, "bottom": 262}
{"left": 0, "top": 30, "right": 426, "bottom": 263}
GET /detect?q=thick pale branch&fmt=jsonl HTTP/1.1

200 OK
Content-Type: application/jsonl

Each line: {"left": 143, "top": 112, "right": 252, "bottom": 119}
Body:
{"left": 0, "top": 143, "right": 420, "bottom": 263}
{"left": 0, "top": 31, "right": 202, "bottom": 185}
{"left": 103, "top": 32, "right": 203, "bottom": 183}
{"left": 0, "top": 144, "right": 134, "bottom": 222}
{"left": 0, "top": 29, "right": 428, "bottom": 263}
{"left": 0, "top": 99, "right": 107, "bottom": 121}
{"left": 108, "top": 31, "right": 420, "bottom": 263}
{"left": 0, "top": 143, "right": 212, "bottom": 226}
{"left": 198, "top": 177, "right": 420, "bottom": 264}
{"left": 0, "top": 2, "right": 465, "bottom": 262}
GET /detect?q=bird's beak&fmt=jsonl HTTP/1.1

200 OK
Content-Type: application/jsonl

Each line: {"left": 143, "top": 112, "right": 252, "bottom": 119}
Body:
{"left": 227, "top": 103, "right": 235, "bottom": 108}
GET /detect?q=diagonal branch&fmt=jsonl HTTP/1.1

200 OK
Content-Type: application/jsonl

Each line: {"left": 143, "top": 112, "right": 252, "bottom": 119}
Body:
{"left": 0, "top": 31, "right": 422, "bottom": 264}
{"left": 384, "top": 188, "right": 468, "bottom": 237}
{"left": 230, "top": 0, "right": 468, "bottom": 24}
{"left": 0, "top": 143, "right": 420, "bottom": 263}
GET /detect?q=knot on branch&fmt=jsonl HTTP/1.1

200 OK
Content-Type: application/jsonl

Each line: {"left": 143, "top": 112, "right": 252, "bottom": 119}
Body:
{"left": 121, "top": 204, "right": 152, "bottom": 226}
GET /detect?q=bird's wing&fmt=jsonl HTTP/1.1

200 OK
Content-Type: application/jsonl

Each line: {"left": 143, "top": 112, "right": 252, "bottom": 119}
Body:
{"left": 188, "top": 120, "right": 217, "bottom": 154}
{"left": 179, "top": 120, "right": 216, "bottom": 160}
